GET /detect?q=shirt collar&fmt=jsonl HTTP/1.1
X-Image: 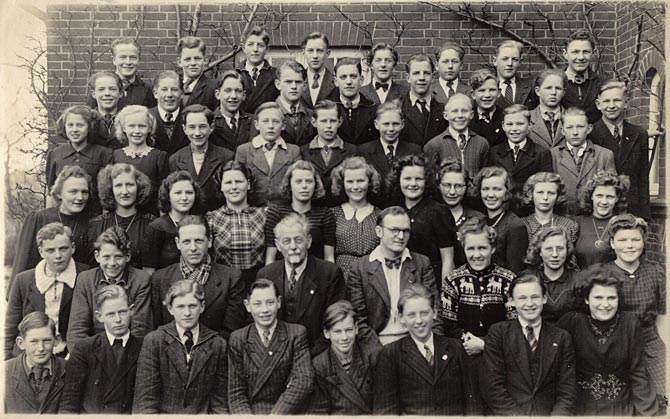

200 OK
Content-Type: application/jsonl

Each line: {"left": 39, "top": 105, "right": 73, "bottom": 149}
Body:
{"left": 440, "top": 77, "right": 459, "bottom": 91}
{"left": 518, "top": 316, "right": 542, "bottom": 335}
{"left": 308, "top": 69, "right": 324, "bottom": 83}
{"left": 448, "top": 127, "right": 469, "bottom": 141}
{"left": 539, "top": 105, "right": 561, "bottom": 120}
{"left": 373, "top": 77, "right": 393, "bottom": 89}
{"left": 255, "top": 321, "right": 277, "bottom": 341}
{"left": 277, "top": 97, "right": 304, "bottom": 114}
{"left": 175, "top": 323, "right": 200, "bottom": 345}
{"left": 105, "top": 330, "right": 131, "bottom": 347}
{"left": 284, "top": 256, "right": 308, "bottom": 280}
{"left": 63, "top": 142, "right": 94, "bottom": 159}
{"left": 245, "top": 61, "right": 264, "bottom": 74}
{"left": 566, "top": 141, "right": 587, "bottom": 153}
{"left": 158, "top": 107, "right": 180, "bottom": 121}
{"left": 97, "top": 268, "right": 128, "bottom": 288}
{"left": 499, "top": 77, "right": 516, "bottom": 89}
{"left": 251, "top": 134, "right": 287, "bottom": 150}
{"left": 339, "top": 93, "right": 361, "bottom": 108}
{"left": 410, "top": 333, "right": 435, "bottom": 357}
{"left": 34, "top": 258, "right": 77, "bottom": 292}
{"left": 601, "top": 119, "right": 624, "bottom": 137}
{"left": 309, "top": 136, "right": 344, "bottom": 150}
{"left": 508, "top": 139, "right": 527, "bottom": 150}
{"left": 369, "top": 245, "right": 412, "bottom": 264}
{"left": 24, "top": 353, "right": 53, "bottom": 376}
{"left": 380, "top": 138, "right": 399, "bottom": 152}
{"left": 565, "top": 67, "right": 590, "bottom": 82}
{"left": 409, "top": 91, "right": 431, "bottom": 109}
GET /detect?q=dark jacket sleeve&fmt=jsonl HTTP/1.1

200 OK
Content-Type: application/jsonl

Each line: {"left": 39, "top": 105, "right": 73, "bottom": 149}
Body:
{"left": 132, "top": 332, "right": 162, "bottom": 413}
{"left": 506, "top": 218, "right": 529, "bottom": 274}
{"left": 4, "top": 275, "right": 26, "bottom": 359}
{"left": 271, "top": 326, "right": 315, "bottom": 414}
{"left": 550, "top": 329, "right": 577, "bottom": 415}
{"left": 227, "top": 331, "right": 252, "bottom": 414}
{"left": 372, "top": 343, "right": 399, "bottom": 415}
{"left": 479, "top": 323, "right": 520, "bottom": 415}
{"left": 66, "top": 272, "right": 95, "bottom": 352}
{"left": 627, "top": 315, "right": 660, "bottom": 416}
{"left": 129, "top": 269, "right": 153, "bottom": 338}
{"left": 58, "top": 339, "right": 89, "bottom": 413}
{"left": 346, "top": 258, "right": 379, "bottom": 347}
{"left": 210, "top": 338, "right": 230, "bottom": 414}
{"left": 9, "top": 212, "right": 43, "bottom": 288}
{"left": 222, "top": 267, "right": 247, "bottom": 340}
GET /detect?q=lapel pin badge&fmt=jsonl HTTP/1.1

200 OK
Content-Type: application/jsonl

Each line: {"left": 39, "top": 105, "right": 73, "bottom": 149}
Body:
{"left": 552, "top": 343, "right": 558, "bottom": 346}
{"left": 310, "top": 290, "right": 315, "bottom": 294}
{"left": 269, "top": 351, "right": 273, "bottom": 356}
{"left": 442, "top": 355, "right": 448, "bottom": 360}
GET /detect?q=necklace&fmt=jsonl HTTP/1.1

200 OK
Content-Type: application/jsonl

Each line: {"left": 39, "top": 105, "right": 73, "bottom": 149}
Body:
{"left": 489, "top": 211, "right": 506, "bottom": 228}
{"left": 592, "top": 217, "right": 607, "bottom": 248}
{"left": 588, "top": 312, "right": 620, "bottom": 345}
{"left": 114, "top": 212, "right": 138, "bottom": 232}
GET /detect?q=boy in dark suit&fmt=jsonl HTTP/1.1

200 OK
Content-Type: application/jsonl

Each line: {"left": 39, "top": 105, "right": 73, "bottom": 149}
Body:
{"left": 211, "top": 70, "right": 253, "bottom": 152}
{"left": 59, "top": 285, "right": 141, "bottom": 414}
{"left": 361, "top": 43, "right": 409, "bottom": 105}
{"left": 133, "top": 280, "right": 228, "bottom": 413}
{"left": 561, "top": 29, "right": 602, "bottom": 123}
{"left": 4, "top": 312, "right": 66, "bottom": 414}
{"left": 89, "top": 71, "right": 124, "bottom": 149}
{"left": 177, "top": 36, "right": 219, "bottom": 112}
{"left": 301, "top": 32, "right": 336, "bottom": 109}
{"left": 399, "top": 53, "right": 448, "bottom": 147}
{"left": 228, "top": 278, "right": 314, "bottom": 414}
{"left": 431, "top": 43, "right": 472, "bottom": 103}
{"left": 373, "top": 284, "right": 478, "bottom": 415}
{"left": 481, "top": 273, "right": 576, "bottom": 415}
{"left": 469, "top": 69, "right": 506, "bottom": 147}
{"left": 494, "top": 40, "right": 537, "bottom": 110}
{"left": 237, "top": 26, "right": 280, "bottom": 114}
{"left": 150, "top": 70, "right": 189, "bottom": 156}
{"left": 590, "top": 80, "right": 650, "bottom": 219}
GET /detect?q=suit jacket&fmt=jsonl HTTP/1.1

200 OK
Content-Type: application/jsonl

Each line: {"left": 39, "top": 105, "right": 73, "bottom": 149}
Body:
{"left": 347, "top": 251, "right": 442, "bottom": 346}
{"left": 169, "top": 143, "right": 234, "bottom": 212}
{"left": 590, "top": 120, "right": 650, "bottom": 219}
{"left": 301, "top": 68, "right": 337, "bottom": 109}
{"left": 480, "top": 320, "right": 576, "bottom": 416}
{"left": 550, "top": 140, "right": 616, "bottom": 206}
{"left": 527, "top": 106, "right": 565, "bottom": 149}
{"left": 238, "top": 60, "right": 280, "bottom": 114}
{"left": 4, "top": 262, "right": 89, "bottom": 359}
{"left": 399, "top": 95, "right": 449, "bottom": 147}
{"left": 90, "top": 116, "right": 124, "bottom": 149}
{"left": 59, "top": 333, "right": 142, "bottom": 414}
{"left": 328, "top": 91, "right": 379, "bottom": 146}
{"left": 149, "top": 106, "right": 189, "bottom": 156}
{"left": 487, "top": 140, "right": 553, "bottom": 194}
{"left": 309, "top": 343, "right": 378, "bottom": 415}
{"left": 257, "top": 256, "right": 346, "bottom": 356}
{"left": 360, "top": 80, "right": 409, "bottom": 105}
{"left": 561, "top": 70, "right": 603, "bottom": 124}
{"left": 373, "top": 334, "right": 479, "bottom": 415}
{"left": 228, "top": 321, "right": 314, "bottom": 414}
{"left": 300, "top": 141, "right": 359, "bottom": 206}
{"left": 183, "top": 73, "right": 219, "bottom": 111}
{"left": 210, "top": 108, "right": 253, "bottom": 151}
{"left": 4, "top": 353, "right": 67, "bottom": 414}
{"left": 86, "top": 74, "right": 156, "bottom": 110}
{"left": 234, "top": 141, "right": 301, "bottom": 206}
{"left": 430, "top": 78, "right": 472, "bottom": 104}
{"left": 470, "top": 107, "right": 507, "bottom": 147}
{"left": 496, "top": 76, "right": 537, "bottom": 110}
{"left": 133, "top": 321, "right": 228, "bottom": 414}
{"left": 250, "top": 98, "right": 317, "bottom": 146}
{"left": 151, "top": 262, "right": 246, "bottom": 339}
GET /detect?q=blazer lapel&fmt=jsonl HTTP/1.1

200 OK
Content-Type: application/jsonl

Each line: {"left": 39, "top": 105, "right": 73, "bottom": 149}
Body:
{"left": 295, "top": 262, "right": 317, "bottom": 322}
{"left": 26, "top": 283, "right": 46, "bottom": 313}
{"left": 353, "top": 107, "right": 372, "bottom": 143}
{"left": 308, "top": 148, "right": 328, "bottom": 173}
{"left": 534, "top": 325, "right": 560, "bottom": 391}
{"left": 326, "top": 148, "right": 346, "bottom": 172}
{"left": 12, "top": 356, "right": 41, "bottom": 412}
{"left": 318, "top": 70, "right": 336, "bottom": 103}
{"left": 618, "top": 123, "right": 638, "bottom": 164}
{"left": 399, "top": 258, "right": 418, "bottom": 291}
{"left": 401, "top": 338, "right": 434, "bottom": 384}
{"left": 186, "top": 333, "right": 213, "bottom": 387}
{"left": 186, "top": 76, "right": 207, "bottom": 107}
{"left": 196, "top": 146, "right": 219, "bottom": 184}
{"left": 557, "top": 147, "right": 580, "bottom": 177}
{"left": 577, "top": 144, "right": 597, "bottom": 183}
{"left": 530, "top": 108, "right": 553, "bottom": 148}
{"left": 269, "top": 147, "right": 291, "bottom": 179}
{"left": 204, "top": 272, "right": 224, "bottom": 315}
{"left": 103, "top": 336, "right": 141, "bottom": 402}
{"left": 513, "top": 144, "right": 536, "bottom": 174}
{"left": 245, "top": 327, "right": 265, "bottom": 370}
{"left": 94, "top": 338, "right": 116, "bottom": 379}
{"left": 328, "top": 349, "right": 371, "bottom": 413}
{"left": 251, "top": 146, "right": 271, "bottom": 175}
{"left": 402, "top": 100, "right": 424, "bottom": 134}
{"left": 252, "top": 322, "right": 290, "bottom": 398}
{"left": 40, "top": 358, "right": 66, "bottom": 413}
{"left": 433, "top": 336, "right": 453, "bottom": 383}
{"left": 510, "top": 322, "right": 533, "bottom": 388}
{"left": 165, "top": 336, "right": 190, "bottom": 383}
{"left": 367, "top": 261, "right": 391, "bottom": 311}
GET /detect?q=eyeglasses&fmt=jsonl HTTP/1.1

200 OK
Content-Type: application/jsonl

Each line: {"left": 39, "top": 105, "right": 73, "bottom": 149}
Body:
{"left": 440, "top": 182, "right": 466, "bottom": 191}
{"left": 380, "top": 226, "right": 411, "bottom": 237}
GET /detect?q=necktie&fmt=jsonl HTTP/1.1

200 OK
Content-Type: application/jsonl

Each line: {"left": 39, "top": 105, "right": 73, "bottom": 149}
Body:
{"left": 384, "top": 257, "right": 401, "bottom": 269}
{"left": 417, "top": 98, "right": 427, "bottom": 117}
{"left": 288, "top": 268, "right": 297, "bottom": 292}
{"left": 375, "top": 81, "right": 389, "bottom": 92}
{"left": 513, "top": 144, "right": 520, "bottom": 163}
{"left": 230, "top": 116, "right": 237, "bottom": 133}
{"left": 386, "top": 145, "right": 394, "bottom": 166}
{"left": 458, "top": 134, "right": 467, "bottom": 151}
{"left": 504, "top": 79, "right": 513, "bottom": 103}
{"left": 29, "top": 366, "right": 48, "bottom": 394}
{"left": 264, "top": 142, "right": 274, "bottom": 151}
{"left": 184, "top": 330, "right": 194, "bottom": 353}
{"left": 312, "top": 72, "right": 320, "bottom": 89}
{"left": 479, "top": 112, "right": 490, "bottom": 124}
{"left": 525, "top": 325, "right": 537, "bottom": 352}
{"left": 112, "top": 338, "right": 124, "bottom": 365}
{"left": 424, "top": 344, "right": 434, "bottom": 367}
{"left": 613, "top": 126, "right": 622, "bottom": 145}
{"left": 165, "top": 112, "right": 174, "bottom": 123}
{"left": 545, "top": 111, "right": 556, "bottom": 139}
{"left": 571, "top": 147, "right": 582, "bottom": 167}
{"left": 446, "top": 81, "right": 455, "bottom": 98}
{"left": 121, "top": 78, "right": 130, "bottom": 95}
{"left": 262, "top": 329, "right": 271, "bottom": 347}
{"left": 251, "top": 67, "right": 259, "bottom": 85}
{"left": 164, "top": 113, "right": 175, "bottom": 137}
{"left": 289, "top": 105, "right": 297, "bottom": 116}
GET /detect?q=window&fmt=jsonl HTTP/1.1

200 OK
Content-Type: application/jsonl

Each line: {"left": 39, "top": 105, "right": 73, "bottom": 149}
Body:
{"left": 647, "top": 69, "right": 663, "bottom": 197}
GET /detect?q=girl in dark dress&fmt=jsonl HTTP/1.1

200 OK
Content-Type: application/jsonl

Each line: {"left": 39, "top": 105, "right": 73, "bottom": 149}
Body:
{"left": 557, "top": 264, "right": 658, "bottom": 416}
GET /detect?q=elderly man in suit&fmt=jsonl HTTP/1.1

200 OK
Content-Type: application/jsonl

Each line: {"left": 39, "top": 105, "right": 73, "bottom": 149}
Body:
{"left": 228, "top": 278, "right": 314, "bottom": 414}
{"left": 4, "top": 312, "right": 67, "bottom": 414}
{"left": 494, "top": 40, "right": 538, "bottom": 110}
{"left": 373, "top": 284, "right": 479, "bottom": 415}
{"left": 150, "top": 71, "right": 189, "bottom": 156}
{"left": 211, "top": 70, "right": 253, "bottom": 152}
{"left": 151, "top": 215, "right": 246, "bottom": 339}
{"left": 347, "top": 206, "right": 441, "bottom": 348}
{"left": 59, "top": 285, "right": 141, "bottom": 414}
{"left": 481, "top": 274, "right": 576, "bottom": 415}
{"left": 169, "top": 104, "right": 235, "bottom": 213}
{"left": 361, "top": 43, "right": 409, "bottom": 105}
{"left": 301, "top": 32, "right": 337, "bottom": 109}
{"left": 133, "top": 279, "right": 228, "bottom": 413}
{"left": 257, "top": 213, "right": 346, "bottom": 356}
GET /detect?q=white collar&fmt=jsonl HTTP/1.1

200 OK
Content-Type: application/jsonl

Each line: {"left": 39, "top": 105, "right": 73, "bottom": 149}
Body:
{"left": 508, "top": 139, "right": 527, "bottom": 150}
{"left": 602, "top": 119, "right": 624, "bottom": 136}
{"left": 440, "top": 77, "right": 459, "bottom": 90}
{"left": 448, "top": 127, "right": 469, "bottom": 141}
{"left": 105, "top": 330, "right": 131, "bottom": 347}
{"left": 538, "top": 105, "right": 561, "bottom": 118}
{"left": 245, "top": 62, "right": 263, "bottom": 74}
{"left": 380, "top": 139, "right": 399, "bottom": 152}
{"left": 565, "top": 67, "right": 589, "bottom": 82}
{"left": 499, "top": 77, "right": 516, "bottom": 87}
{"left": 158, "top": 107, "right": 180, "bottom": 121}
{"left": 369, "top": 245, "right": 411, "bottom": 264}
{"left": 176, "top": 323, "right": 200, "bottom": 345}
{"left": 278, "top": 96, "right": 301, "bottom": 113}
{"left": 308, "top": 69, "right": 324, "bottom": 82}
{"left": 566, "top": 141, "right": 587, "bottom": 152}
{"left": 518, "top": 317, "right": 542, "bottom": 336}
{"left": 284, "top": 256, "right": 308, "bottom": 280}
{"left": 251, "top": 135, "right": 287, "bottom": 150}
{"left": 222, "top": 111, "right": 240, "bottom": 124}
{"left": 341, "top": 203, "right": 374, "bottom": 221}
{"left": 34, "top": 258, "right": 77, "bottom": 293}
{"left": 339, "top": 93, "right": 361, "bottom": 108}
{"left": 373, "top": 77, "right": 393, "bottom": 89}
{"left": 410, "top": 332, "right": 435, "bottom": 356}
{"left": 255, "top": 321, "right": 278, "bottom": 341}
{"left": 409, "top": 91, "right": 431, "bottom": 108}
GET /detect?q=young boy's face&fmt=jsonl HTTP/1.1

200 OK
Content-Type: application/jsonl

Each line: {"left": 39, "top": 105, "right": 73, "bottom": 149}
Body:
{"left": 399, "top": 296, "right": 435, "bottom": 343}
{"left": 335, "top": 64, "right": 363, "bottom": 99}
{"left": 406, "top": 60, "right": 433, "bottom": 97}
{"left": 562, "top": 114, "right": 591, "bottom": 147}
{"left": 216, "top": 77, "right": 246, "bottom": 115}
{"left": 38, "top": 233, "right": 74, "bottom": 275}
{"left": 472, "top": 78, "right": 500, "bottom": 112}
{"left": 95, "top": 297, "right": 132, "bottom": 338}
{"left": 493, "top": 46, "right": 520, "bottom": 80}
{"left": 242, "top": 34, "right": 268, "bottom": 67}
{"left": 244, "top": 286, "right": 280, "bottom": 329}
{"left": 596, "top": 87, "right": 627, "bottom": 122}
{"left": 563, "top": 39, "right": 593, "bottom": 74}
{"left": 112, "top": 43, "right": 140, "bottom": 80}
{"left": 371, "top": 48, "right": 396, "bottom": 83}
{"left": 95, "top": 243, "right": 130, "bottom": 281}
{"left": 324, "top": 314, "right": 357, "bottom": 355}
{"left": 65, "top": 113, "right": 89, "bottom": 146}
{"left": 303, "top": 38, "right": 330, "bottom": 73}
{"left": 437, "top": 48, "right": 462, "bottom": 82}
{"left": 374, "top": 110, "right": 404, "bottom": 144}
{"left": 16, "top": 326, "right": 56, "bottom": 367}
{"left": 463, "top": 231, "right": 495, "bottom": 272}
{"left": 178, "top": 47, "right": 206, "bottom": 80}
{"left": 502, "top": 112, "right": 530, "bottom": 144}
{"left": 510, "top": 281, "right": 546, "bottom": 323}
{"left": 154, "top": 76, "right": 182, "bottom": 113}
{"left": 168, "top": 292, "right": 205, "bottom": 331}
{"left": 275, "top": 67, "right": 305, "bottom": 104}
{"left": 312, "top": 107, "right": 342, "bottom": 142}
{"left": 183, "top": 112, "right": 213, "bottom": 148}
{"left": 535, "top": 75, "right": 564, "bottom": 109}
{"left": 92, "top": 76, "right": 121, "bottom": 113}
{"left": 444, "top": 95, "right": 473, "bottom": 131}
{"left": 254, "top": 108, "right": 285, "bottom": 142}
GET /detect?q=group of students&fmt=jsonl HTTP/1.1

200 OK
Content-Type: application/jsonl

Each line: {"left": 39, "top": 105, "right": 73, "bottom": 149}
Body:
{"left": 4, "top": 24, "right": 665, "bottom": 416}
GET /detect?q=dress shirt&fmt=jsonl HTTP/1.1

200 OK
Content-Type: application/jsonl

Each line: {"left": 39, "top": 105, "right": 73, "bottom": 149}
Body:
{"left": 24, "top": 355, "right": 52, "bottom": 377}
{"left": 517, "top": 317, "right": 542, "bottom": 341}
{"left": 255, "top": 322, "right": 278, "bottom": 345}
{"left": 284, "top": 256, "right": 308, "bottom": 287}
{"left": 409, "top": 91, "right": 431, "bottom": 112}
{"left": 222, "top": 112, "right": 241, "bottom": 129}
{"left": 35, "top": 259, "right": 77, "bottom": 336}
{"left": 508, "top": 139, "right": 527, "bottom": 151}
{"left": 105, "top": 330, "right": 131, "bottom": 347}
{"left": 602, "top": 119, "right": 624, "bottom": 139}
{"left": 251, "top": 134, "right": 288, "bottom": 168}
{"left": 176, "top": 323, "right": 200, "bottom": 362}
{"left": 307, "top": 69, "right": 325, "bottom": 105}
{"left": 339, "top": 93, "right": 361, "bottom": 109}
{"left": 448, "top": 127, "right": 469, "bottom": 144}
{"left": 380, "top": 139, "right": 399, "bottom": 157}
{"left": 373, "top": 78, "right": 393, "bottom": 103}
{"left": 566, "top": 142, "right": 587, "bottom": 159}
{"left": 565, "top": 67, "right": 589, "bottom": 83}
{"left": 539, "top": 105, "right": 561, "bottom": 121}
{"left": 183, "top": 75, "right": 201, "bottom": 93}
{"left": 499, "top": 77, "right": 517, "bottom": 101}
{"left": 439, "top": 77, "right": 460, "bottom": 96}
{"left": 245, "top": 63, "right": 263, "bottom": 78}
{"left": 410, "top": 333, "right": 435, "bottom": 359}
{"left": 158, "top": 107, "right": 180, "bottom": 122}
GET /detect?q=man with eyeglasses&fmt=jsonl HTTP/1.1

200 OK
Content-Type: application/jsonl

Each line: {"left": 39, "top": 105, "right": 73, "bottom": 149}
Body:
{"left": 348, "top": 206, "right": 442, "bottom": 349}
{"left": 257, "top": 213, "right": 345, "bottom": 356}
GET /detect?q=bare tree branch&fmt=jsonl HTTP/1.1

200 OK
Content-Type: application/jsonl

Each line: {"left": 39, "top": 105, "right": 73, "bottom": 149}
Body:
{"left": 627, "top": 16, "right": 644, "bottom": 79}
{"left": 205, "top": 3, "right": 260, "bottom": 71}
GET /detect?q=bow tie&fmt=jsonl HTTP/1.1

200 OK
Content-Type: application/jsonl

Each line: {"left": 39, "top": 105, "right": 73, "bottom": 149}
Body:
{"left": 375, "top": 82, "right": 389, "bottom": 92}
{"left": 384, "top": 257, "right": 402, "bottom": 269}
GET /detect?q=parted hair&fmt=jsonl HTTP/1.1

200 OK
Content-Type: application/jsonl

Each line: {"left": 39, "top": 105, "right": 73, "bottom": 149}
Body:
{"left": 276, "top": 59, "right": 307, "bottom": 81}
{"left": 503, "top": 104, "right": 531, "bottom": 120}
{"left": 152, "top": 70, "right": 181, "bottom": 91}
{"left": 437, "top": 158, "right": 476, "bottom": 200}
{"left": 457, "top": 216, "right": 497, "bottom": 247}
{"left": 375, "top": 98, "right": 403, "bottom": 119}
{"left": 163, "top": 279, "right": 205, "bottom": 307}
{"left": 508, "top": 273, "right": 547, "bottom": 298}
{"left": 565, "top": 28, "right": 595, "bottom": 50}
{"left": 94, "top": 225, "right": 132, "bottom": 255}
{"left": 182, "top": 104, "right": 214, "bottom": 125}
{"left": 598, "top": 80, "right": 628, "bottom": 98}
{"left": 18, "top": 311, "right": 56, "bottom": 338}
{"left": 280, "top": 160, "right": 326, "bottom": 201}
{"left": 313, "top": 99, "right": 342, "bottom": 119}
{"left": 521, "top": 171, "right": 568, "bottom": 207}
{"left": 323, "top": 300, "right": 356, "bottom": 331}
{"left": 474, "top": 166, "right": 514, "bottom": 204}
{"left": 247, "top": 277, "right": 280, "bottom": 300}
{"left": 330, "top": 156, "right": 381, "bottom": 203}
{"left": 406, "top": 53, "right": 435, "bottom": 73}
{"left": 376, "top": 206, "right": 408, "bottom": 226}
{"left": 114, "top": 105, "right": 157, "bottom": 146}
{"left": 469, "top": 68, "right": 498, "bottom": 91}
{"left": 578, "top": 170, "right": 630, "bottom": 215}
{"left": 157, "top": 170, "right": 203, "bottom": 214}
{"left": 56, "top": 105, "right": 101, "bottom": 140}
{"left": 217, "top": 69, "right": 248, "bottom": 92}
{"left": 436, "top": 42, "right": 465, "bottom": 61}
{"left": 89, "top": 71, "right": 123, "bottom": 90}
{"left": 560, "top": 107, "right": 588, "bottom": 124}
{"left": 389, "top": 154, "right": 435, "bottom": 200}
{"left": 36, "top": 222, "right": 73, "bottom": 248}
{"left": 254, "top": 101, "right": 285, "bottom": 123}
{"left": 177, "top": 35, "right": 206, "bottom": 56}
{"left": 111, "top": 37, "right": 141, "bottom": 55}
{"left": 495, "top": 40, "right": 523, "bottom": 56}
{"left": 97, "top": 163, "right": 152, "bottom": 211}
{"left": 605, "top": 213, "right": 648, "bottom": 239}
{"left": 243, "top": 26, "right": 271, "bottom": 47}
{"left": 50, "top": 165, "right": 92, "bottom": 205}
{"left": 220, "top": 160, "right": 256, "bottom": 195}
{"left": 574, "top": 263, "right": 625, "bottom": 306}
{"left": 397, "top": 284, "right": 435, "bottom": 315}
{"left": 301, "top": 31, "right": 330, "bottom": 48}
{"left": 367, "top": 43, "right": 399, "bottom": 66}
{"left": 523, "top": 225, "right": 578, "bottom": 270}
{"left": 534, "top": 68, "right": 567, "bottom": 89}
{"left": 94, "top": 284, "right": 129, "bottom": 311}
{"left": 177, "top": 214, "right": 211, "bottom": 240}
{"left": 334, "top": 57, "right": 362, "bottom": 75}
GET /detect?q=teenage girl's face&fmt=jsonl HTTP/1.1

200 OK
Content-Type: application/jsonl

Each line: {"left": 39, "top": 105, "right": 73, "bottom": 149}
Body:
{"left": 535, "top": 74, "right": 565, "bottom": 108}
{"left": 291, "top": 169, "right": 316, "bottom": 203}
{"left": 58, "top": 176, "right": 90, "bottom": 215}
{"left": 399, "top": 165, "right": 425, "bottom": 201}
{"left": 540, "top": 234, "right": 568, "bottom": 271}
{"left": 221, "top": 170, "right": 250, "bottom": 207}
{"left": 65, "top": 113, "right": 89, "bottom": 146}
{"left": 532, "top": 182, "right": 558, "bottom": 213}
{"left": 169, "top": 180, "right": 196, "bottom": 214}
{"left": 591, "top": 185, "right": 618, "bottom": 219}
{"left": 480, "top": 175, "right": 507, "bottom": 212}
{"left": 610, "top": 228, "right": 644, "bottom": 265}
{"left": 343, "top": 167, "right": 369, "bottom": 204}
{"left": 439, "top": 171, "right": 467, "bottom": 207}
{"left": 123, "top": 112, "right": 151, "bottom": 147}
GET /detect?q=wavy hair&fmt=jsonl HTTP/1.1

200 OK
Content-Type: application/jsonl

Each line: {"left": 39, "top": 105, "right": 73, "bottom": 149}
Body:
{"left": 473, "top": 166, "right": 514, "bottom": 204}
{"left": 523, "top": 225, "right": 578, "bottom": 270}
{"left": 97, "top": 163, "right": 152, "bottom": 211}
{"left": 50, "top": 165, "right": 92, "bottom": 206}
{"left": 280, "top": 160, "right": 326, "bottom": 202}
{"left": 577, "top": 170, "right": 630, "bottom": 215}
{"left": 330, "top": 156, "right": 381, "bottom": 203}
{"left": 388, "top": 154, "right": 434, "bottom": 202}
{"left": 520, "top": 172, "right": 568, "bottom": 207}
{"left": 157, "top": 170, "right": 203, "bottom": 214}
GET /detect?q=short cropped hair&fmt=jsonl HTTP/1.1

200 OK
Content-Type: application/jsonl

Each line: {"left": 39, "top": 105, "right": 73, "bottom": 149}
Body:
{"left": 598, "top": 80, "right": 628, "bottom": 98}
{"left": 377, "top": 206, "right": 409, "bottom": 226}
{"left": 495, "top": 40, "right": 523, "bottom": 56}
{"left": 177, "top": 35, "right": 206, "bottom": 56}
{"left": 152, "top": 70, "right": 181, "bottom": 91}
{"left": 114, "top": 105, "right": 157, "bottom": 146}
{"left": 163, "top": 279, "right": 205, "bottom": 307}
{"left": 397, "top": 284, "right": 435, "bottom": 315}
{"left": 606, "top": 213, "right": 648, "bottom": 240}
{"left": 406, "top": 53, "right": 435, "bottom": 73}
{"left": 578, "top": 170, "right": 630, "bottom": 215}
{"left": 243, "top": 26, "right": 270, "bottom": 47}
{"left": 220, "top": 160, "right": 256, "bottom": 194}
{"left": 436, "top": 42, "right": 465, "bottom": 61}
{"left": 182, "top": 104, "right": 214, "bottom": 125}
{"left": 56, "top": 105, "right": 101, "bottom": 139}
{"left": 274, "top": 212, "right": 311, "bottom": 239}
{"left": 368, "top": 43, "right": 399, "bottom": 66}
{"left": 217, "top": 69, "right": 248, "bottom": 92}
{"left": 111, "top": 37, "right": 141, "bottom": 55}
{"left": 375, "top": 98, "right": 403, "bottom": 119}
{"left": 94, "top": 225, "right": 132, "bottom": 256}
{"left": 97, "top": 163, "right": 152, "bottom": 211}
{"left": 534, "top": 68, "right": 567, "bottom": 89}
{"left": 331, "top": 156, "right": 381, "bottom": 203}
{"left": 560, "top": 107, "right": 588, "bottom": 124}
{"left": 94, "top": 284, "right": 129, "bottom": 311}
{"left": 177, "top": 214, "right": 211, "bottom": 240}
{"left": 276, "top": 59, "right": 307, "bottom": 81}
{"left": 469, "top": 69, "right": 498, "bottom": 91}
{"left": 280, "top": 160, "right": 326, "bottom": 201}
{"left": 36, "top": 222, "right": 73, "bottom": 248}
{"left": 323, "top": 300, "right": 356, "bottom": 330}
{"left": 389, "top": 154, "right": 435, "bottom": 200}
{"left": 334, "top": 57, "right": 362, "bottom": 75}
{"left": 17, "top": 311, "right": 55, "bottom": 338}
{"left": 254, "top": 102, "right": 284, "bottom": 122}
{"left": 457, "top": 216, "right": 496, "bottom": 247}
{"left": 445, "top": 92, "right": 473, "bottom": 109}
{"left": 247, "top": 277, "right": 280, "bottom": 299}
{"left": 50, "top": 165, "right": 92, "bottom": 205}
{"left": 157, "top": 170, "right": 203, "bottom": 213}
{"left": 302, "top": 31, "right": 330, "bottom": 48}
{"left": 508, "top": 273, "right": 546, "bottom": 298}
{"left": 523, "top": 225, "right": 578, "bottom": 269}
{"left": 474, "top": 166, "right": 514, "bottom": 204}
{"left": 89, "top": 71, "right": 123, "bottom": 91}
{"left": 574, "top": 263, "right": 624, "bottom": 306}
{"left": 521, "top": 172, "right": 568, "bottom": 207}
{"left": 503, "top": 104, "right": 530, "bottom": 120}
{"left": 313, "top": 99, "right": 341, "bottom": 119}
{"left": 565, "top": 29, "right": 595, "bottom": 50}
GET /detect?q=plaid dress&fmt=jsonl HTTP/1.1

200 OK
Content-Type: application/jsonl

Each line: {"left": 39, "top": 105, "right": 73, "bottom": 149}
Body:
{"left": 207, "top": 206, "right": 267, "bottom": 270}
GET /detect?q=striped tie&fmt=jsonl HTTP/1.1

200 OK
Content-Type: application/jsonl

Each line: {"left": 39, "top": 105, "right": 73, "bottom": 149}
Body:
{"left": 525, "top": 325, "right": 537, "bottom": 352}
{"left": 424, "top": 344, "right": 434, "bottom": 367}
